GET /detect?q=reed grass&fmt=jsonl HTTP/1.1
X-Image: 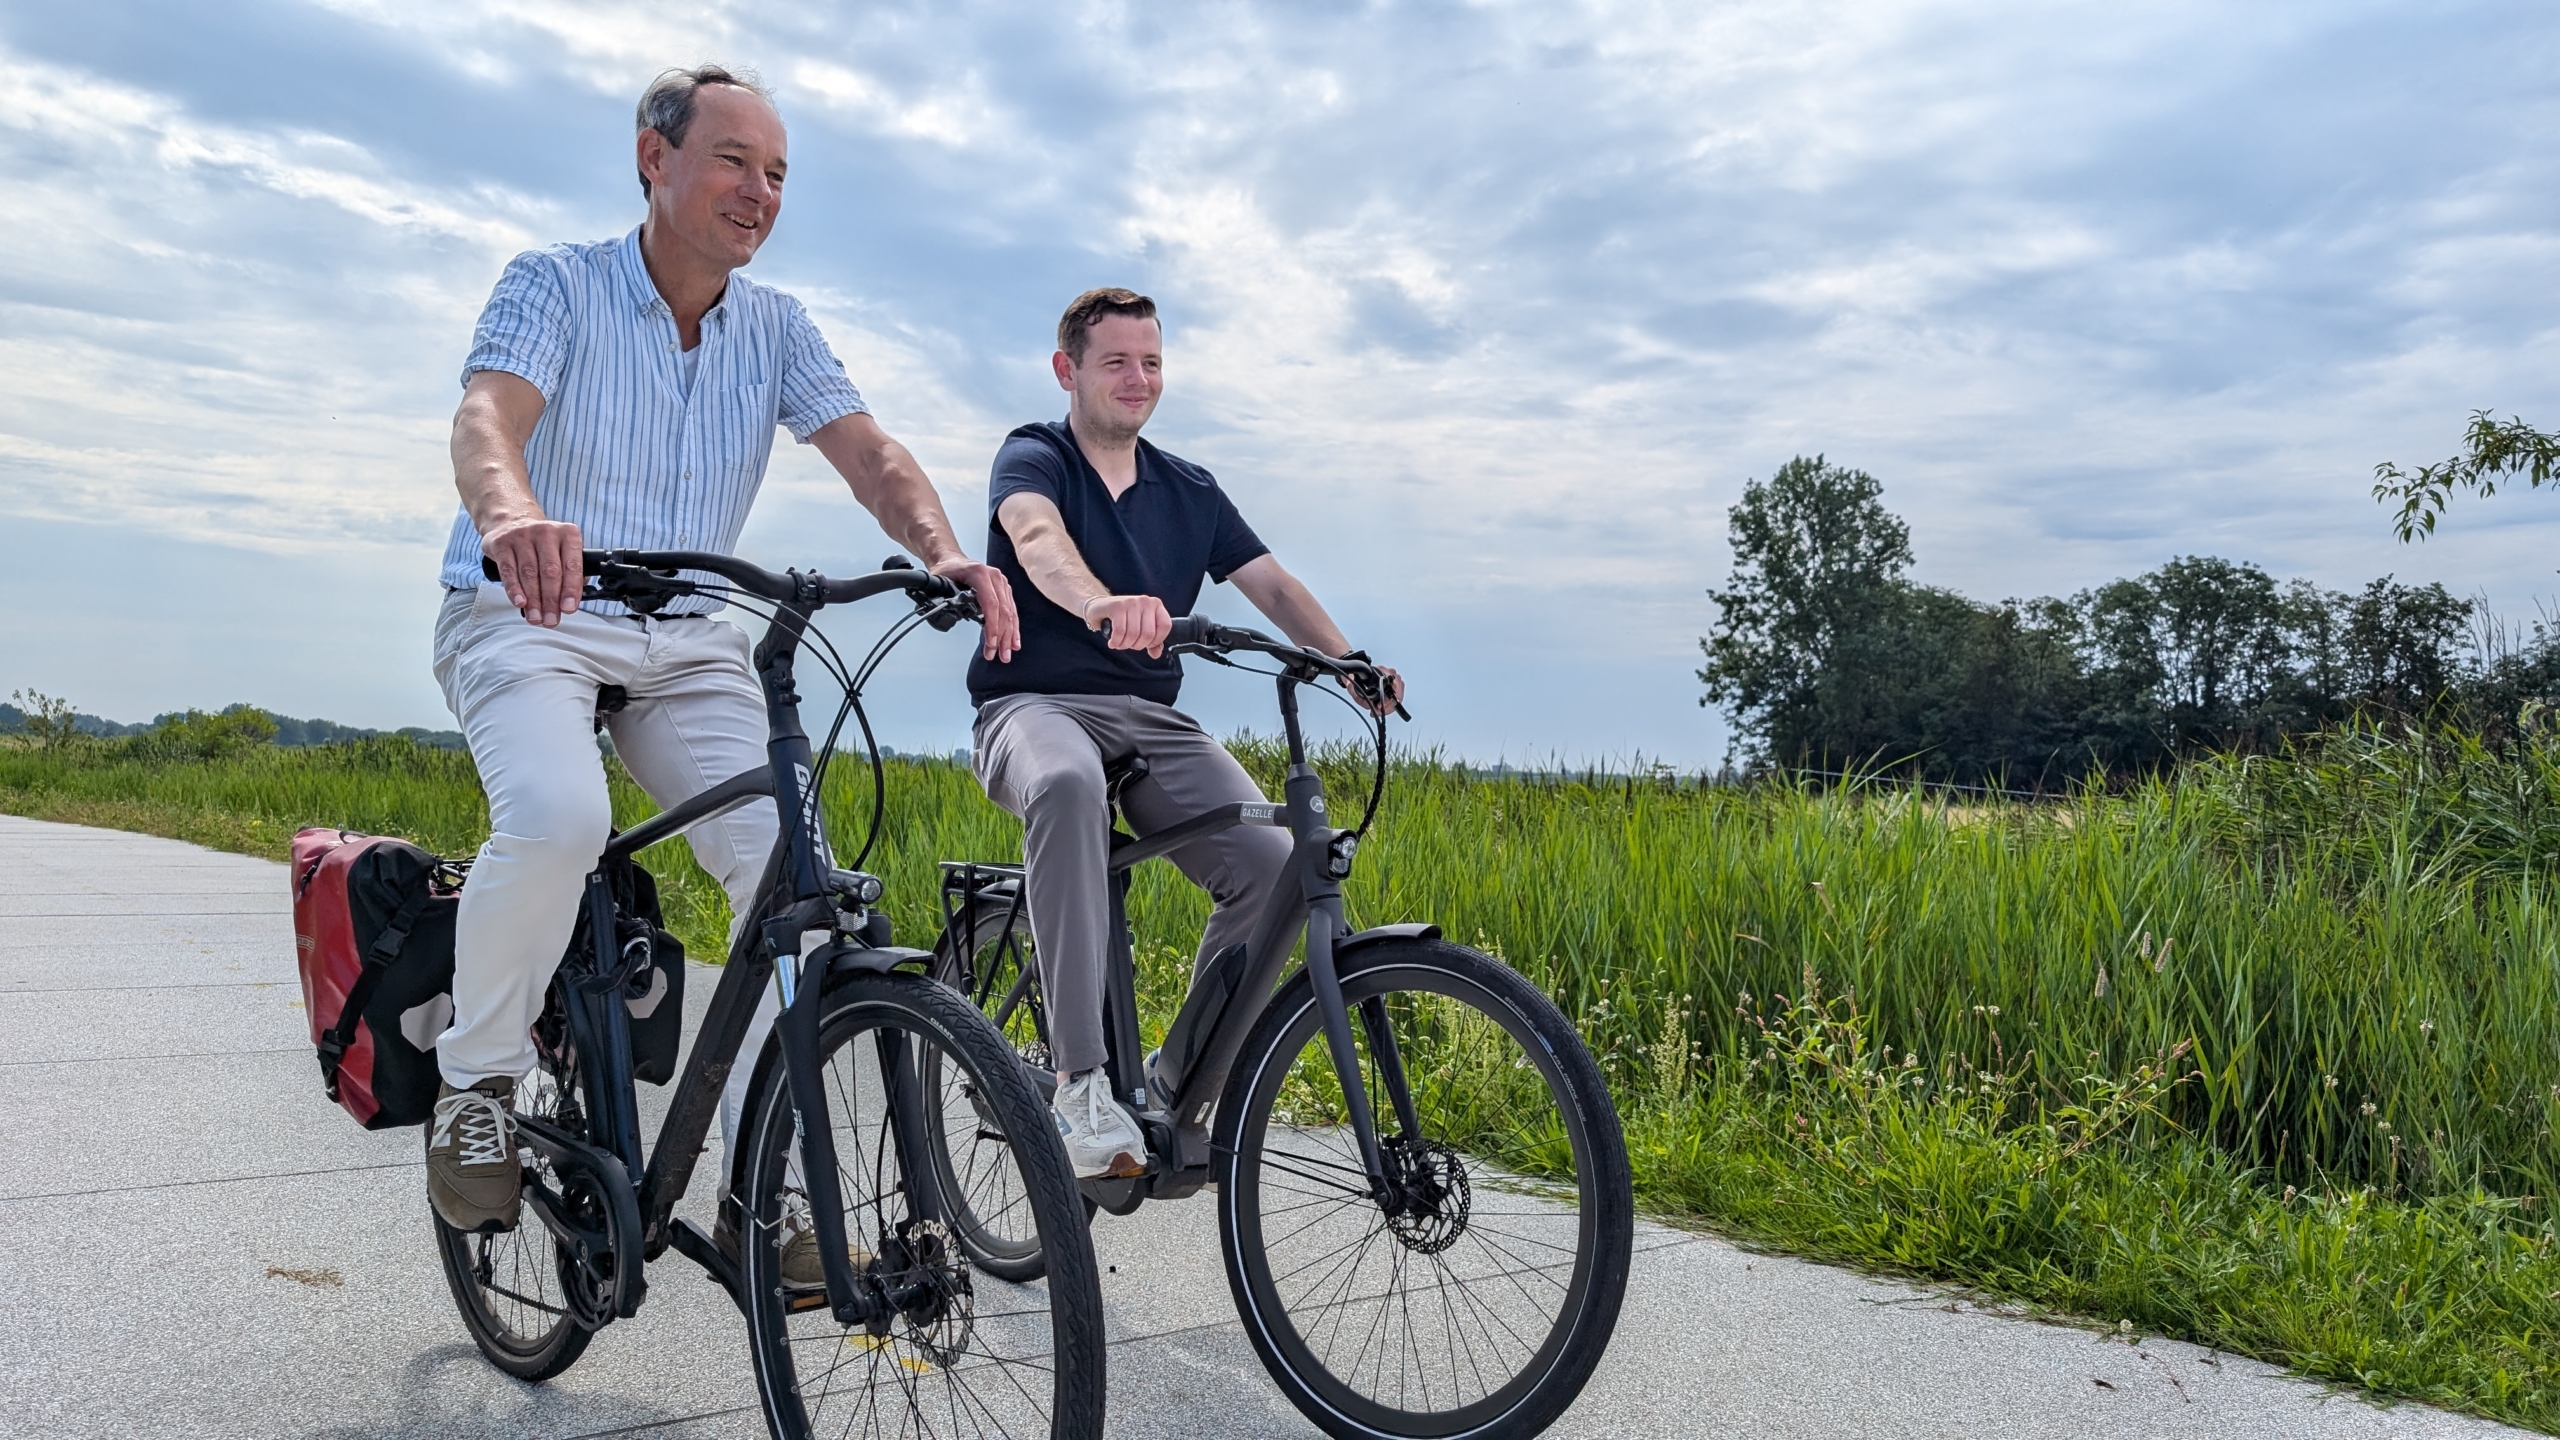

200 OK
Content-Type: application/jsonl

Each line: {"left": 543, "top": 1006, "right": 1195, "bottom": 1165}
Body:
{"left": 10, "top": 723, "right": 2560, "bottom": 1427}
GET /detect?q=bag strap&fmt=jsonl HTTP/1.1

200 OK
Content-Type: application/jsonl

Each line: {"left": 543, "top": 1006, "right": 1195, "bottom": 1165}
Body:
{"left": 317, "top": 882, "right": 435, "bottom": 1101}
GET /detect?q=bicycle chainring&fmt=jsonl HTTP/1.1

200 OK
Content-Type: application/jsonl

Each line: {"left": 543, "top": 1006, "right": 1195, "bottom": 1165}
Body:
{"left": 552, "top": 1168, "right": 621, "bottom": 1329}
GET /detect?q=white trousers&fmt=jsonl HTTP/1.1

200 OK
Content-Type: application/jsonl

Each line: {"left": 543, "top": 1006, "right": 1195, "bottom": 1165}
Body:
{"left": 431, "top": 582, "right": 786, "bottom": 1171}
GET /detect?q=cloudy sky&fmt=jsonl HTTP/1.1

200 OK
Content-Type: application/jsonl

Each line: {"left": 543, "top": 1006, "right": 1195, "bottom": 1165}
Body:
{"left": 2, "top": 0, "right": 2555, "bottom": 766}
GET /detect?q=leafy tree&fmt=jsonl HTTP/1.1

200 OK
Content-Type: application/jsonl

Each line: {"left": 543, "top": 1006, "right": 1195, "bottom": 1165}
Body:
{"left": 1700, "top": 456, "right": 1913, "bottom": 768}
{"left": 2338, "top": 578, "right": 2472, "bottom": 713}
{"left": 2374, "top": 412, "right": 2560, "bottom": 540}
{"left": 6, "top": 689, "right": 81, "bottom": 750}
{"left": 1704, "top": 453, "right": 2542, "bottom": 784}
{"left": 126, "top": 705, "right": 279, "bottom": 762}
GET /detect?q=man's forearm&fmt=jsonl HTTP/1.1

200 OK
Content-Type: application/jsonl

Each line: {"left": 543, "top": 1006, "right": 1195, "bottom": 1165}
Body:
{"left": 859, "top": 443, "right": 969, "bottom": 569}
{"left": 453, "top": 405, "right": 544, "bottom": 533}
{"left": 815, "top": 416, "right": 969, "bottom": 567}
{"left": 1233, "top": 558, "right": 1353, "bottom": 654}
{"left": 1013, "top": 530, "right": 1111, "bottom": 619}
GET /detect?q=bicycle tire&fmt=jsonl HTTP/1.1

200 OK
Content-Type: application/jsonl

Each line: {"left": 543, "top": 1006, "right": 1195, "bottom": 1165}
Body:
{"left": 1217, "top": 938, "right": 1633, "bottom": 1440}
{"left": 926, "top": 896, "right": 1056, "bottom": 1281}
{"left": 430, "top": 1003, "right": 598, "bottom": 1383}
{"left": 740, "top": 970, "right": 1105, "bottom": 1440}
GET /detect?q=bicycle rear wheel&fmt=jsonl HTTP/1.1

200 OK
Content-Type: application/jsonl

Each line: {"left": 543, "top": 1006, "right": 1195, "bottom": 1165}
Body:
{"left": 1218, "top": 938, "right": 1633, "bottom": 1439}
{"left": 925, "top": 895, "right": 1054, "bottom": 1281}
{"left": 740, "top": 970, "right": 1104, "bottom": 1440}
{"left": 431, "top": 996, "right": 597, "bottom": 1382}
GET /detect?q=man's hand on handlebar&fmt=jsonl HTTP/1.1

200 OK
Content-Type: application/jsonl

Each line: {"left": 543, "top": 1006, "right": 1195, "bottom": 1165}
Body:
{"left": 483, "top": 517, "right": 586, "bottom": 627}
{"left": 1345, "top": 662, "right": 1406, "bottom": 718}
{"left": 1086, "top": 594, "right": 1173, "bottom": 658}
{"left": 931, "top": 557, "right": 1020, "bottom": 662}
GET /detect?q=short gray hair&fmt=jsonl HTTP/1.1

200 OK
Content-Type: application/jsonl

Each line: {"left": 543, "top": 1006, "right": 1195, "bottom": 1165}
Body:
{"left": 635, "top": 64, "right": 775, "bottom": 197}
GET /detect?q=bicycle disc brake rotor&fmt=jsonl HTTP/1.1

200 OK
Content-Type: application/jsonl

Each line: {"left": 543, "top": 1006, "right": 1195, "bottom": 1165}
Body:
{"left": 1383, "top": 1138, "right": 1472, "bottom": 1255}
{"left": 867, "top": 1218, "right": 975, "bottom": 1365}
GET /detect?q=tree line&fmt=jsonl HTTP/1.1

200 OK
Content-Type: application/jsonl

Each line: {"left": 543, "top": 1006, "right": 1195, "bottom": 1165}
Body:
{"left": 1700, "top": 456, "right": 2560, "bottom": 787}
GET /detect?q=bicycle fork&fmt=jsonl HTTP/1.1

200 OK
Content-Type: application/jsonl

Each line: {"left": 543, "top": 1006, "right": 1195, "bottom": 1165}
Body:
{"left": 768, "top": 913, "right": 948, "bottom": 1331}
{"left": 1289, "top": 823, "right": 1421, "bottom": 1214}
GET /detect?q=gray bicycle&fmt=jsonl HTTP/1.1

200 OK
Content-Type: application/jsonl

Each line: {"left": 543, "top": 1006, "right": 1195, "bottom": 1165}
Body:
{"left": 927, "top": 616, "right": 1633, "bottom": 1440}
{"left": 435, "top": 547, "right": 1104, "bottom": 1440}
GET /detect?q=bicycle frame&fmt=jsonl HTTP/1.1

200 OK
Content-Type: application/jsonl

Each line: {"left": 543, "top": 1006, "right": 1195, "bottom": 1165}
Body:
{"left": 503, "top": 551, "right": 962, "bottom": 1334}
{"left": 971, "top": 660, "right": 1430, "bottom": 1218}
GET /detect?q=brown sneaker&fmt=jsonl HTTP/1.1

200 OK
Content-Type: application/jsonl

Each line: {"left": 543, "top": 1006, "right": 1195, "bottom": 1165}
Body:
{"left": 426, "top": 1078, "right": 520, "bottom": 1233}
{"left": 714, "top": 1194, "right": 871, "bottom": 1290}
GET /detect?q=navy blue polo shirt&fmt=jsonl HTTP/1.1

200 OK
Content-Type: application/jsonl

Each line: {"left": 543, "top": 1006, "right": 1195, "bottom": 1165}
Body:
{"left": 967, "top": 419, "right": 1269, "bottom": 707}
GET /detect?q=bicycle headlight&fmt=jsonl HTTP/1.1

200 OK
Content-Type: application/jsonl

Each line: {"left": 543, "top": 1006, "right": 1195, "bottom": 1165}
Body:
{"left": 1323, "top": 831, "right": 1359, "bottom": 880}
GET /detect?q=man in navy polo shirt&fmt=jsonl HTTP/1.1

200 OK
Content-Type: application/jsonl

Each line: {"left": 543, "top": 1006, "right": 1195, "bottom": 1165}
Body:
{"left": 968, "top": 287, "right": 1404, "bottom": 1177}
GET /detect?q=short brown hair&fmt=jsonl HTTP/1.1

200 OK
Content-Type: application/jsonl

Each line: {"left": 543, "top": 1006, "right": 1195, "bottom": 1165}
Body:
{"left": 1056, "top": 288, "right": 1159, "bottom": 363}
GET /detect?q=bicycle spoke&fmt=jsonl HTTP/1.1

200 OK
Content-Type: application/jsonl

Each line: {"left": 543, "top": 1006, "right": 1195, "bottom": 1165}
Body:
{"left": 1230, "top": 957, "right": 1631, "bottom": 1430}
{"left": 749, "top": 981, "right": 1091, "bottom": 1440}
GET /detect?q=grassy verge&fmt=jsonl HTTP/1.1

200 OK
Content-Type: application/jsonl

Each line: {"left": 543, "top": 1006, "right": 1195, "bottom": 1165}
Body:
{"left": 7, "top": 727, "right": 2560, "bottom": 1428}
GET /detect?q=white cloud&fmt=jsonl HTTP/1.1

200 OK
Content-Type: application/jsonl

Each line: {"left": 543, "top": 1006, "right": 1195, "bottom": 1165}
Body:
{"left": 5, "top": 1, "right": 2558, "bottom": 764}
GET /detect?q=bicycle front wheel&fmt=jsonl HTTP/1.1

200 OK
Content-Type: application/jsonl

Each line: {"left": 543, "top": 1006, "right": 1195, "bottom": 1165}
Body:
{"left": 1218, "top": 938, "right": 1633, "bottom": 1440}
{"left": 740, "top": 970, "right": 1104, "bottom": 1440}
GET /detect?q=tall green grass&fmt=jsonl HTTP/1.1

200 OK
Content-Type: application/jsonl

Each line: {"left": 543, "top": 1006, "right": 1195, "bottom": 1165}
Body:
{"left": 7, "top": 725, "right": 2557, "bottom": 1201}
{"left": 12, "top": 723, "right": 2560, "bottom": 1425}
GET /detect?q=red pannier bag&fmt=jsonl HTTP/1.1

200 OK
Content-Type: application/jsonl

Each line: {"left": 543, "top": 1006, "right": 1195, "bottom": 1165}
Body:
{"left": 291, "top": 829, "right": 460, "bottom": 1130}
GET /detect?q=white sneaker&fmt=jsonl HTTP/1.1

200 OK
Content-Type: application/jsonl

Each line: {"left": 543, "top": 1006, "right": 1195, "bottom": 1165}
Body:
{"left": 1052, "top": 1067, "right": 1148, "bottom": 1179}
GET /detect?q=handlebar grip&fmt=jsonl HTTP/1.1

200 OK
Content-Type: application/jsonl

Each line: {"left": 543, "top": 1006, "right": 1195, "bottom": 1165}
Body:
{"left": 1165, "top": 615, "right": 1215, "bottom": 648}
{"left": 480, "top": 550, "right": 611, "bottom": 582}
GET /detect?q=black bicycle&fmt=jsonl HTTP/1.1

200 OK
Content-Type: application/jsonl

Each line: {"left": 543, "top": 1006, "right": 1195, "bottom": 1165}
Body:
{"left": 433, "top": 547, "right": 1105, "bottom": 1440}
{"left": 930, "top": 617, "right": 1633, "bottom": 1439}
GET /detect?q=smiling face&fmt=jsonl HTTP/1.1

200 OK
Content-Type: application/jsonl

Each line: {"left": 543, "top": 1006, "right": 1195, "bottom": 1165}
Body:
{"left": 1055, "top": 314, "right": 1164, "bottom": 444}
{"left": 636, "top": 83, "right": 787, "bottom": 275}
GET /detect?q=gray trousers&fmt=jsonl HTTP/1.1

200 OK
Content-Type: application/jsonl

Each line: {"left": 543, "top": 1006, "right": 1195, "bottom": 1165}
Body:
{"left": 972, "top": 693, "right": 1295, "bottom": 1075}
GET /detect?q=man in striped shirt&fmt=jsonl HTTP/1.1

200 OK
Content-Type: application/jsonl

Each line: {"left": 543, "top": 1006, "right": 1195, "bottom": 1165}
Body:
{"left": 424, "top": 65, "right": 1018, "bottom": 1274}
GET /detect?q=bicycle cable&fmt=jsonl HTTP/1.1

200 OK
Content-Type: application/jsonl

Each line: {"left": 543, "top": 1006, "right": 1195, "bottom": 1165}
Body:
{"left": 1189, "top": 652, "right": 1394, "bottom": 840}
{"left": 618, "top": 579, "right": 897, "bottom": 878}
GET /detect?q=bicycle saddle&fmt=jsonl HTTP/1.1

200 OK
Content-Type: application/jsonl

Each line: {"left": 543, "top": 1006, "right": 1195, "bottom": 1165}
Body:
{"left": 1102, "top": 753, "right": 1150, "bottom": 813}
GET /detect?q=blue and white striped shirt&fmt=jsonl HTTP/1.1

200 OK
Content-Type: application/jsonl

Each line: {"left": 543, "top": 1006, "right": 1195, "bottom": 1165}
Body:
{"left": 437, "top": 227, "right": 869, "bottom": 614}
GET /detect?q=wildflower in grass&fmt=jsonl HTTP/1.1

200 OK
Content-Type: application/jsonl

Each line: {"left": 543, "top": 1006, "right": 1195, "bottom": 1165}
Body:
{"left": 2420, "top": 1018, "right": 2435, "bottom": 1035}
{"left": 2363, "top": 1101, "right": 2379, "bottom": 1116}
{"left": 2326, "top": 1074, "right": 2339, "bottom": 1089}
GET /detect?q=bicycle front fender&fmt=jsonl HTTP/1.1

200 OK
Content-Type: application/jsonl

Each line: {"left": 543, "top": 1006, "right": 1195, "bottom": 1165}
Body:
{"left": 1338, "top": 921, "right": 1443, "bottom": 951}
{"left": 818, "top": 939, "right": 937, "bottom": 977}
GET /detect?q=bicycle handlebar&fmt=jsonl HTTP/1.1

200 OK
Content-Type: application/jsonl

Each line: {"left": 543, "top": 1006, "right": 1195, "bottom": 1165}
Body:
{"left": 480, "top": 548, "right": 968, "bottom": 612}
{"left": 1168, "top": 614, "right": 1410, "bottom": 719}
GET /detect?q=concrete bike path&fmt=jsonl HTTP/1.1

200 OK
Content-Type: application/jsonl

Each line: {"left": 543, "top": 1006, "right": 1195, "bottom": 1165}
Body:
{"left": 0, "top": 813, "right": 2528, "bottom": 1439}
